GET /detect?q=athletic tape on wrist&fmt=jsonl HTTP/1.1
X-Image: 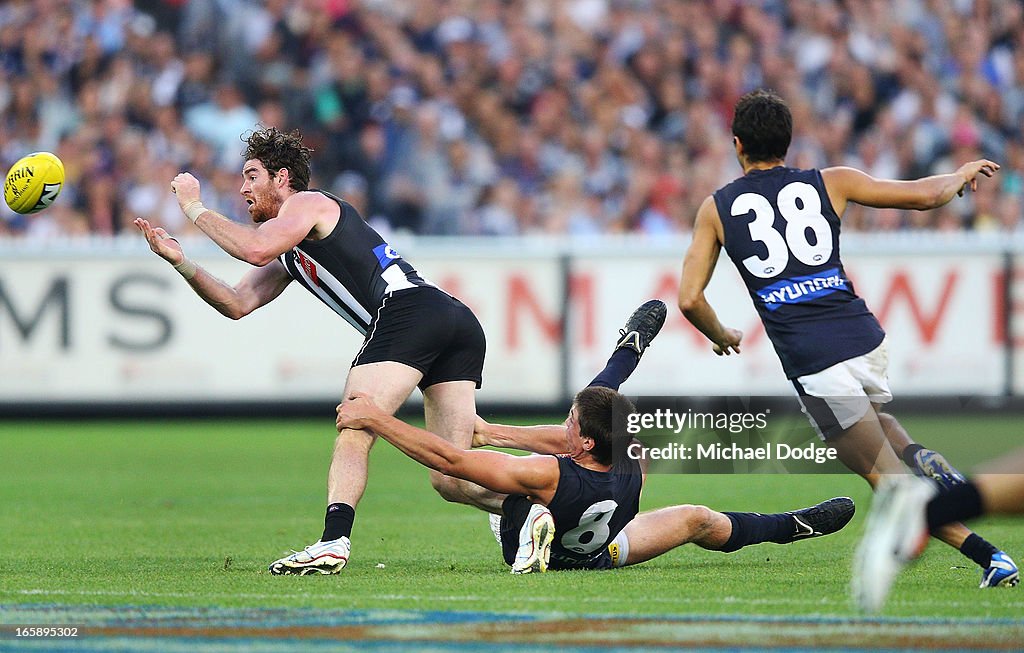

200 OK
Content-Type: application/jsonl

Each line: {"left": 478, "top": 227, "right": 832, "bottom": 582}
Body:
{"left": 173, "top": 258, "right": 198, "bottom": 280}
{"left": 182, "top": 200, "right": 207, "bottom": 223}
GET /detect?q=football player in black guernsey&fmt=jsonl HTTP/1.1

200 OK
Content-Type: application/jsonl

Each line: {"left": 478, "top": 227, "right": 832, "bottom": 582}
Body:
{"left": 135, "top": 126, "right": 495, "bottom": 575}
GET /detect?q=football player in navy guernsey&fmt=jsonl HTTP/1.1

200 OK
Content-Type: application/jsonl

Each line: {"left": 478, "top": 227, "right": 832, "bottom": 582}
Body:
{"left": 678, "top": 89, "right": 1018, "bottom": 588}
{"left": 134, "top": 126, "right": 498, "bottom": 575}
{"left": 338, "top": 300, "right": 855, "bottom": 573}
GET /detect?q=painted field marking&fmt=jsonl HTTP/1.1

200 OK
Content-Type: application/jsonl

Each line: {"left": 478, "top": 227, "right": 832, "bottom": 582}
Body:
{"left": 2, "top": 602, "right": 1022, "bottom": 652}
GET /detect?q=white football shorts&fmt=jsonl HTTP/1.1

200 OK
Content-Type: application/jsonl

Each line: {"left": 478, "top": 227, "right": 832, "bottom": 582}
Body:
{"left": 791, "top": 338, "right": 892, "bottom": 440}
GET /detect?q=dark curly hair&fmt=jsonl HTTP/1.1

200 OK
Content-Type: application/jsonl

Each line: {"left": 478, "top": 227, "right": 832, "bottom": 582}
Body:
{"left": 241, "top": 126, "right": 313, "bottom": 191}
{"left": 731, "top": 89, "right": 792, "bottom": 163}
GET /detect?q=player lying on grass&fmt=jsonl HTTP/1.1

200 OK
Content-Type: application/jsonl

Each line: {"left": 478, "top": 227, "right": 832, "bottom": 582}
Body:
{"left": 337, "top": 300, "right": 856, "bottom": 573}
{"left": 854, "top": 448, "right": 1024, "bottom": 612}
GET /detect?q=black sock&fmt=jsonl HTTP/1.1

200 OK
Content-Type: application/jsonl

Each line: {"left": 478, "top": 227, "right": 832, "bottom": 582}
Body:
{"left": 926, "top": 480, "right": 984, "bottom": 531}
{"left": 901, "top": 443, "right": 925, "bottom": 467}
{"left": 959, "top": 532, "right": 999, "bottom": 569}
{"left": 720, "top": 512, "right": 793, "bottom": 552}
{"left": 321, "top": 503, "right": 355, "bottom": 542}
{"left": 588, "top": 349, "right": 640, "bottom": 391}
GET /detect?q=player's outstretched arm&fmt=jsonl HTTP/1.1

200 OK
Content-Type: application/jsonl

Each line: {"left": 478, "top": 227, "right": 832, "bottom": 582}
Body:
{"left": 473, "top": 416, "right": 570, "bottom": 454}
{"left": 678, "top": 197, "right": 743, "bottom": 355}
{"left": 171, "top": 172, "right": 321, "bottom": 266}
{"left": 822, "top": 160, "right": 1000, "bottom": 214}
{"left": 134, "top": 217, "right": 292, "bottom": 319}
{"left": 339, "top": 395, "right": 559, "bottom": 501}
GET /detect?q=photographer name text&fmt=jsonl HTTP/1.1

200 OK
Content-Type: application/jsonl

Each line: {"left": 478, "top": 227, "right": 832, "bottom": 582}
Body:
{"left": 627, "top": 442, "right": 838, "bottom": 464}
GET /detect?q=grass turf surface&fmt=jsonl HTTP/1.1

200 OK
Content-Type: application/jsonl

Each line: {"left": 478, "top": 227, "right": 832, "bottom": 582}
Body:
{"left": 0, "top": 415, "right": 1021, "bottom": 621}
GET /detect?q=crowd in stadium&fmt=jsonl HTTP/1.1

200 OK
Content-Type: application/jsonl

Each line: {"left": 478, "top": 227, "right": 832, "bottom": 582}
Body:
{"left": 1, "top": 0, "right": 1023, "bottom": 239}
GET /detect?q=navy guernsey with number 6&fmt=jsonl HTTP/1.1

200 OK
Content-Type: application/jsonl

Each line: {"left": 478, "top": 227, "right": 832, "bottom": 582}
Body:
{"left": 713, "top": 166, "right": 884, "bottom": 378}
{"left": 500, "top": 455, "right": 642, "bottom": 570}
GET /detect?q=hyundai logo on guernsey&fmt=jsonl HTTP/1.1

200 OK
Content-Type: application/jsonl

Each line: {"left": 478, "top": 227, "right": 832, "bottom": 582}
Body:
{"left": 372, "top": 244, "right": 401, "bottom": 269}
{"left": 758, "top": 267, "right": 848, "bottom": 311}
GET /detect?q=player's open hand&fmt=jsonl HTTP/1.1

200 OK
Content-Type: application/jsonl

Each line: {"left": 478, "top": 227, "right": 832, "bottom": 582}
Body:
{"left": 336, "top": 393, "right": 381, "bottom": 432}
{"left": 712, "top": 327, "right": 743, "bottom": 356}
{"left": 170, "top": 172, "right": 202, "bottom": 206}
{"left": 134, "top": 217, "right": 184, "bottom": 265}
{"left": 956, "top": 159, "right": 1000, "bottom": 196}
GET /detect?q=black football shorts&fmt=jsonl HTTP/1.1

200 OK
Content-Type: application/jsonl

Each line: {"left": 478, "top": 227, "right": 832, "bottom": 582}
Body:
{"left": 353, "top": 286, "right": 486, "bottom": 390}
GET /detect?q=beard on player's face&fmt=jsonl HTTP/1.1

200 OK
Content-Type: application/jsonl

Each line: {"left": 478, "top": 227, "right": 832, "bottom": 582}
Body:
{"left": 249, "top": 189, "right": 280, "bottom": 222}
{"left": 246, "top": 179, "right": 284, "bottom": 223}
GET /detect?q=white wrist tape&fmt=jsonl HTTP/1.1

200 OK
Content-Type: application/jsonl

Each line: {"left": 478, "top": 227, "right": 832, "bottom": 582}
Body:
{"left": 173, "top": 258, "right": 198, "bottom": 280}
{"left": 182, "top": 200, "right": 207, "bottom": 223}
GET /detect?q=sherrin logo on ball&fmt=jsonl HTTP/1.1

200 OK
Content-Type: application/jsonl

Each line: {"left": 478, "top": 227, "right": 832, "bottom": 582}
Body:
{"left": 4, "top": 152, "right": 65, "bottom": 214}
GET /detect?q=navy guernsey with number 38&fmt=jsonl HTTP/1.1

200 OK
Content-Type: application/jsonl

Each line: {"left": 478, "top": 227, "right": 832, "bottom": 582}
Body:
{"left": 714, "top": 166, "right": 884, "bottom": 378}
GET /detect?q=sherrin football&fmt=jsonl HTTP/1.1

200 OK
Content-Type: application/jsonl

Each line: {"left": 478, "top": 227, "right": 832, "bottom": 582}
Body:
{"left": 4, "top": 152, "right": 65, "bottom": 214}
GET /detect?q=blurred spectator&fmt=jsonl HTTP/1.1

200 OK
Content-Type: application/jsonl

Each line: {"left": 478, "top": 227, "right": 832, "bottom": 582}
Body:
{"left": 1, "top": 0, "right": 1023, "bottom": 237}
{"left": 997, "top": 192, "right": 1024, "bottom": 234}
{"left": 184, "top": 81, "right": 260, "bottom": 169}
{"left": 470, "top": 177, "right": 522, "bottom": 236}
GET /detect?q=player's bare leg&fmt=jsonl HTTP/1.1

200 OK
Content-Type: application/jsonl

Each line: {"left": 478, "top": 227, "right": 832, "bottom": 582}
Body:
{"left": 828, "top": 407, "right": 905, "bottom": 487}
{"left": 875, "top": 411, "right": 1016, "bottom": 585}
{"left": 619, "top": 498, "right": 854, "bottom": 566}
{"left": 976, "top": 474, "right": 1024, "bottom": 513}
{"left": 975, "top": 447, "right": 1024, "bottom": 513}
{"left": 270, "top": 361, "right": 422, "bottom": 575}
{"left": 875, "top": 412, "right": 966, "bottom": 546}
{"left": 423, "top": 380, "right": 505, "bottom": 513}
{"left": 878, "top": 412, "right": 965, "bottom": 488}
{"left": 619, "top": 505, "right": 732, "bottom": 565}
{"left": 328, "top": 362, "right": 423, "bottom": 501}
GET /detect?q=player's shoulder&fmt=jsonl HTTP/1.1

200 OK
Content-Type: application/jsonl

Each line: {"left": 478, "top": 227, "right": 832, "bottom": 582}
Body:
{"left": 817, "top": 166, "right": 875, "bottom": 201}
{"left": 694, "top": 194, "right": 724, "bottom": 239}
{"left": 278, "top": 190, "right": 344, "bottom": 237}
{"left": 819, "top": 165, "right": 871, "bottom": 186}
{"left": 283, "top": 189, "right": 334, "bottom": 209}
{"left": 280, "top": 189, "right": 344, "bottom": 219}
{"left": 512, "top": 453, "right": 562, "bottom": 493}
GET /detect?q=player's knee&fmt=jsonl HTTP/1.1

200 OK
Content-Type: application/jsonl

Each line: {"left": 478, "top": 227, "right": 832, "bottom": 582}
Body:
{"left": 428, "top": 470, "right": 464, "bottom": 503}
{"left": 684, "top": 505, "right": 716, "bottom": 533}
{"left": 876, "top": 411, "right": 912, "bottom": 454}
{"left": 877, "top": 411, "right": 909, "bottom": 437}
{"left": 334, "top": 428, "right": 374, "bottom": 453}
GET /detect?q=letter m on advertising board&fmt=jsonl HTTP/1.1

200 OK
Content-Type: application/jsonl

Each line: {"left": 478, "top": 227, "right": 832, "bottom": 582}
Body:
{"left": 0, "top": 278, "right": 70, "bottom": 349}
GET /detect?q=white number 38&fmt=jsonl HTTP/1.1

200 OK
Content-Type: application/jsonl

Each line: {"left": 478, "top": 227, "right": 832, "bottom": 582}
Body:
{"left": 731, "top": 181, "right": 834, "bottom": 279}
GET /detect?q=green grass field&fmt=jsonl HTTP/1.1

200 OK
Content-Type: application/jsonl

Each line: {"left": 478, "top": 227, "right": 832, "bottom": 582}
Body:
{"left": 1, "top": 415, "right": 1022, "bottom": 648}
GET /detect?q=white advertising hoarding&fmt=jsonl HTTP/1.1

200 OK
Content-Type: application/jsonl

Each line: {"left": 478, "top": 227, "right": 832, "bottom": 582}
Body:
{"left": 0, "top": 245, "right": 1009, "bottom": 405}
{"left": 567, "top": 251, "right": 1006, "bottom": 397}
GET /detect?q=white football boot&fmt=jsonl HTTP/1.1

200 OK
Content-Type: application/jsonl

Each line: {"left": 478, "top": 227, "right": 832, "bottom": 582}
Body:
{"left": 269, "top": 536, "right": 350, "bottom": 575}
{"left": 852, "top": 476, "right": 935, "bottom": 613}
{"left": 510, "top": 504, "right": 555, "bottom": 575}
